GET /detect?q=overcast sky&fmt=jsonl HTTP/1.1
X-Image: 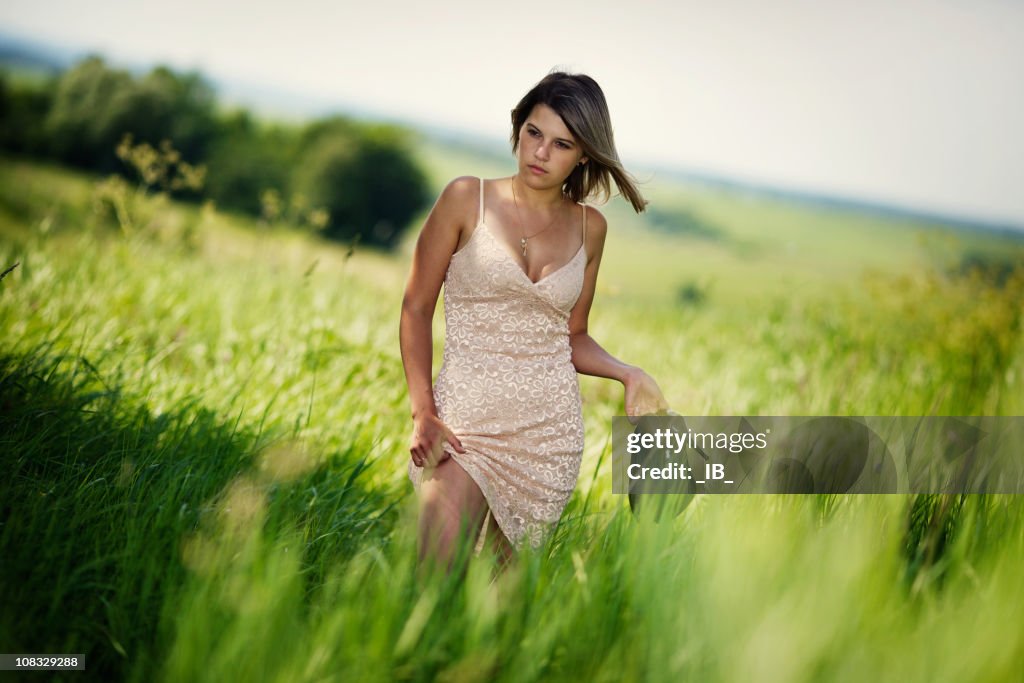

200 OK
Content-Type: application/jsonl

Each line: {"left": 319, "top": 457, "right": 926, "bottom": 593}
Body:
{"left": 3, "top": 0, "right": 1023, "bottom": 226}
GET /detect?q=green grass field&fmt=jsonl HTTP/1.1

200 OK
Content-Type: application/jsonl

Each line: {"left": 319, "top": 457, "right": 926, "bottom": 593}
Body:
{"left": 2, "top": 150, "right": 1023, "bottom": 682}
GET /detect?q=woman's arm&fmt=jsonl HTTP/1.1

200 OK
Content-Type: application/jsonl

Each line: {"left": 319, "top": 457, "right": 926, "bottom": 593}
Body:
{"left": 399, "top": 176, "right": 477, "bottom": 466}
{"left": 568, "top": 207, "right": 669, "bottom": 418}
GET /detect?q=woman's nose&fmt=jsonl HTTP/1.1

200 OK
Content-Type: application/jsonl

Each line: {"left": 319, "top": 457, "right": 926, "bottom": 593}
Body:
{"left": 534, "top": 142, "right": 549, "bottom": 160}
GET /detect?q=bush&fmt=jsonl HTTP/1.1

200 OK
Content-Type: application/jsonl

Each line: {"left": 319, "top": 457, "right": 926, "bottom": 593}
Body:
{"left": 203, "top": 111, "right": 296, "bottom": 216}
{"left": 0, "top": 71, "right": 54, "bottom": 156}
{"left": 13, "top": 56, "right": 431, "bottom": 250}
{"left": 292, "top": 119, "right": 430, "bottom": 248}
{"left": 44, "top": 56, "right": 217, "bottom": 174}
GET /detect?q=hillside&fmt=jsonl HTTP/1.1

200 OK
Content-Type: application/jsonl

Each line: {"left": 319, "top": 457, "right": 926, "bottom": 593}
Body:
{"left": 1, "top": 152, "right": 1023, "bottom": 681}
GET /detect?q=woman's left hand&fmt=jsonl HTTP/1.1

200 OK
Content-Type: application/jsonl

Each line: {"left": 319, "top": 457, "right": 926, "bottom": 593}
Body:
{"left": 623, "top": 367, "right": 670, "bottom": 424}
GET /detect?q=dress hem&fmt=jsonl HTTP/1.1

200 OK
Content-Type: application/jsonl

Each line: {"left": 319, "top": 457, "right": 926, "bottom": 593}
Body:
{"left": 409, "top": 454, "right": 536, "bottom": 550}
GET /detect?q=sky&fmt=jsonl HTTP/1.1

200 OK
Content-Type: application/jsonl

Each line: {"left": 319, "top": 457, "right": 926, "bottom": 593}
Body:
{"left": 3, "top": 0, "right": 1023, "bottom": 227}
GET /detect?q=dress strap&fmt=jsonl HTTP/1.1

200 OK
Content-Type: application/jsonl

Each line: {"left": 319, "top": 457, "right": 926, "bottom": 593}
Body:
{"left": 478, "top": 177, "right": 485, "bottom": 225}
{"left": 581, "top": 203, "right": 588, "bottom": 258}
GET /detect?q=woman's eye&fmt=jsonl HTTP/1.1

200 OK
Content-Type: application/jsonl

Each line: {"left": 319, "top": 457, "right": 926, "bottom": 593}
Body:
{"left": 555, "top": 141, "right": 569, "bottom": 149}
{"left": 528, "top": 128, "right": 541, "bottom": 137}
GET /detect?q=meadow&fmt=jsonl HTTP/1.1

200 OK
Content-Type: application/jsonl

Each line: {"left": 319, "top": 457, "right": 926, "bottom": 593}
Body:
{"left": 1, "top": 147, "right": 1023, "bottom": 682}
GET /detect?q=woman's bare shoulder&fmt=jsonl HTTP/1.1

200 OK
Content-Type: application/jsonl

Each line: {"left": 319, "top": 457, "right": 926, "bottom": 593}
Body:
{"left": 583, "top": 204, "right": 608, "bottom": 239}
{"left": 426, "top": 176, "right": 481, "bottom": 231}
{"left": 440, "top": 175, "right": 482, "bottom": 207}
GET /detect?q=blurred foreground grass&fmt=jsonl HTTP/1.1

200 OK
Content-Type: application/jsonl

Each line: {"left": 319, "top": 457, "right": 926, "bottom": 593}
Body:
{"left": 1, "top": 154, "right": 1024, "bottom": 682}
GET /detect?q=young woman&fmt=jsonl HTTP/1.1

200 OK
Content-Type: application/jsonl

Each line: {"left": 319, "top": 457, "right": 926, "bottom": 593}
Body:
{"left": 400, "top": 71, "right": 667, "bottom": 569}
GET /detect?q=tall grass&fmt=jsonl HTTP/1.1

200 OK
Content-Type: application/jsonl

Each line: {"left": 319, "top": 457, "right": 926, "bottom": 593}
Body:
{"left": 1, "top": 156, "right": 1023, "bottom": 681}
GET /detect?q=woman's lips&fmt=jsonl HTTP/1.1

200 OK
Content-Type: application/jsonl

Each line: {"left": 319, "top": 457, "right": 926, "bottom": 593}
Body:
{"left": 528, "top": 165, "right": 547, "bottom": 174}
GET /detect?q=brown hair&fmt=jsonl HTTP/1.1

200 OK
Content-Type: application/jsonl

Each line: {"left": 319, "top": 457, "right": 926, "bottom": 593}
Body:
{"left": 511, "top": 71, "right": 647, "bottom": 213}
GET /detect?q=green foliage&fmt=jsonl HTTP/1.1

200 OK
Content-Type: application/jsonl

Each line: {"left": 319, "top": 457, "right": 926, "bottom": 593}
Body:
{"left": 292, "top": 118, "right": 430, "bottom": 247}
{"left": 92, "top": 135, "right": 207, "bottom": 245}
{"left": 17, "top": 56, "right": 432, "bottom": 249}
{"left": 2, "top": 159, "right": 1023, "bottom": 682}
{"left": 644, "top": 204, "right": 723, "bottom": 241}
{"left": 202, "top": 111, "right": 296, "bottom": 217}
{"left": 43, "top": 56, "right": 129, "bottom": 167}
{"left": 804, "top": 259, "right": 1024, "bottom": 415}
{"left": 0, "top": 70, "right": 54, "bottom": 155}
{"left": 44, "top": 56, "right": 217, "bottom": 174}
{"left": 115, "top": 134, "right": 206, "bottom": 194}
{"left": 134, "top": 66, "right": 219, "bottom": 163}
{"left": 675, "top": 279, "right": 710, "bottom": 307}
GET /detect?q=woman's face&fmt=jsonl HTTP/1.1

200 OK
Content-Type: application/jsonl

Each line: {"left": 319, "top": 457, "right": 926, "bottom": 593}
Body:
{"left": 517, "top": 103, "right": 587, "bottom": 187}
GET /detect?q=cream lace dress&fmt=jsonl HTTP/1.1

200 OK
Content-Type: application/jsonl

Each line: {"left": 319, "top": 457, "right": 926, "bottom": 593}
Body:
{"left": 409, "top": 177, "right": 587, "bottom": 548}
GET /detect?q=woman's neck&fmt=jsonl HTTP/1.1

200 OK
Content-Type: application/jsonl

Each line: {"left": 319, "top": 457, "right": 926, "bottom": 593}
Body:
{"left": 511, "top": 174, "right": 565, "bottom": 210}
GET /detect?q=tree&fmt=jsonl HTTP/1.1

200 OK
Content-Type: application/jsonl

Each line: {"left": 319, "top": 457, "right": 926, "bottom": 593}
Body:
{"left": 44, "top": 56, "right": 134, "bottom": 170}
{"left": 0, "top": 71, "right": 54, "bottom": 156}
{"left": 292, "top": 118, "right": 430, "bottom": 248}
{"left": 203, "top": 111, "right": 296, "bottom": 216}
{"left": 44, "top": 56, "right": 217, "bottom": 173}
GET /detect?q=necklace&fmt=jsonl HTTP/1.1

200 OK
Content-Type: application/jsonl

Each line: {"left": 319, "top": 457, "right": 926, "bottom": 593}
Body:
{"left": 511, "top": 177, "right": 564, "bottom": 256}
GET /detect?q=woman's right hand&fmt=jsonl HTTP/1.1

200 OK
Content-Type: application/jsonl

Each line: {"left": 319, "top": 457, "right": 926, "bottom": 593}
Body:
{"left": 623, "top": 367, "right": 670, "bottom": 425}
{"left": 409, "top": 414, "right": 466, "bottom": 468}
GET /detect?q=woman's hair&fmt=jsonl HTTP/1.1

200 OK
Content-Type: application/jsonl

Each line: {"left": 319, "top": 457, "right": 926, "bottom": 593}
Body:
{"left": 511, "top": 71, "right": 647, "bottom": 213}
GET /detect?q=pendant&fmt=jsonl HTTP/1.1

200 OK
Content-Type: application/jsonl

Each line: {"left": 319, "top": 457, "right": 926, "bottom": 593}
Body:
{"left": 520, "top": 237, "right": 527, "bottom": 256}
